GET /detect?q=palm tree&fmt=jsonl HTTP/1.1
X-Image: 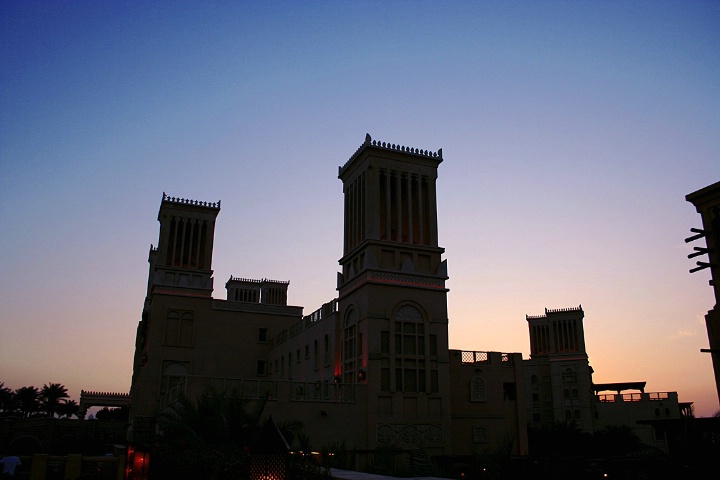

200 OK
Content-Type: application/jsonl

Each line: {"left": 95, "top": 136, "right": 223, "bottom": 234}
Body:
{"left": 14, "top": 386, "right": 40, "bottom": 418}
{"left": 56, "top": 399, "right": 80, "bottom": 418}
{"left": 40, "top": 383, "right": 69, "bottom": 417}
{"left": 154, "top": 390, "right": 274, "bottom": 480}
{"left": 0, "top": 382, "right": 16, "bottom": 414}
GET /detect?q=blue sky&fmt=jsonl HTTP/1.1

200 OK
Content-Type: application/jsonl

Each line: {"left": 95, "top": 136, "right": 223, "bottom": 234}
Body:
{"left": 1, "top": 1, "right": 719, "bottom": 416}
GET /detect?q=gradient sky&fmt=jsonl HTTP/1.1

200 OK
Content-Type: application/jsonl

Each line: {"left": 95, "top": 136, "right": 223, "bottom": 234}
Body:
{"left": 1, "top": 1, "right": 719, "bottom": 417}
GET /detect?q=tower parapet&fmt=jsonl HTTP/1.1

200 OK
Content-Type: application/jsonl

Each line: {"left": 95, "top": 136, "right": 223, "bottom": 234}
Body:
{"left": 225, "top": 276, "right": 290, "bottom": 305}
{"left": 340, "top": 133, "right": 442, "bottom": 177}
{"left": 337, "top": 133, "right": 447, "bottom": 294}
{"left": 527, "top": 305, "right": 586, "bottom": 358}
{"left": 147, "top": 193, "right": 221, "bottom": 298}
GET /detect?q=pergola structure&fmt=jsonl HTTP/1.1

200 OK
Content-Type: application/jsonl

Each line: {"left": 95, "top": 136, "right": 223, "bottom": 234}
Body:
{"left": 78, "top": 390, "right": 131, "bottom": 419}
{"left": 592, "top": 382, "right": 646, "bottom": 395}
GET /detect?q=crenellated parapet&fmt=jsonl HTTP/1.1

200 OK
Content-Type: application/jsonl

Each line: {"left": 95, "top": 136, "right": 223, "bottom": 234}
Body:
{"left": 227, "top": 276, "right": 289, "bottom": 285}
{"left": 162, "top": 192, "right": 221, "bottom": 209}
{"left": 225, "top": 276, "right": 291, "bottom": 305}
{"left": 526, "top": 306, "right": 583, "bottom": 320}
{"left": 80, "top": 390, "right": 131, "bottom": 397}
{"left": 545, "top": 305, "right": 583, "bottom": 314}
{"left": 339, "top": 133, "right": 443, "bottom": 176}
{"left": 78, "top": 391, "right": 131, "bottom": 419}
{"left": 527, "top": 305, "right": 586, "bottom": 357}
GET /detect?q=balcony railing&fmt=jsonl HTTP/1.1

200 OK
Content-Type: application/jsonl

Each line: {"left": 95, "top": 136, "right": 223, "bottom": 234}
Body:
{"left": 290, "top": 382, "right": 355, "bottom": 402}
{"left": 596, "top": 391, "right": 674, "bottom": 403}
{"left": 461, "top": 351, "right": 490, "bottom": 364}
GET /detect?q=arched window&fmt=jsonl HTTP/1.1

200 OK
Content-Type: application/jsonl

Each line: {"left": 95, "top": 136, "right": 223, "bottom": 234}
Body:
{"left": 164, "top": 310, "right": 194, "bottom": 346}
{"left": 393, "top": 305, "right": 431, "bottom": 392}
{"left": 563, "top": 367, "right": 576, "bottom": 384}
{"left": 161, "top": 362, "right": 187, "bottom": 398}
{"left": 470, "top": 376, "right": 486, "bottom": 402}
{"left": 343, "top": 309, "right": 359, "bottom": 384}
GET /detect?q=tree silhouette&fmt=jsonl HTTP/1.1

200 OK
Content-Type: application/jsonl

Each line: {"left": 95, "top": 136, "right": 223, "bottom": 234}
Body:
{"left": 528, "top": 420, "right": 592, "bottom": 457}
{"left": 592, "top": 424, "right": 641, "bottom": 457}
{"left": 14, "top": 386, "right": 40, "bottom": 418}
{"left": 95, "top": 405, "right": 129, "bottom": 421}
{"left": 40, "top": 383, "right": 69, "bottom": 417}
{"left": 0, "top": 382, "right": 16, "bottom": 414}
{"left": 153, "top": 389, "right": 299, "bottom": 480}
{"left": 56, "top": 399, "right": 80, "bottom": 418}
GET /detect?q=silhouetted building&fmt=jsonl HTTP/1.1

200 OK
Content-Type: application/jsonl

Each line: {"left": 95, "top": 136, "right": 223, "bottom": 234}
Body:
{"left": 524, "top": 307, "right": 594, "bottom": 430}
{"left": 127, "top": 135, "right": 689, "bottom": 466}
{"left": 686, "top": 180, "right": 720, "bottom": 403}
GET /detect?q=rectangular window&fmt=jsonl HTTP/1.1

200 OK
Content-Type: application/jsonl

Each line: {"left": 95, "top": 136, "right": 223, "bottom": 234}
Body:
{"left": 404, "top": 335, "right": 416, "bottom": 354}
{"left": 429, "top": 334, "right": 438, "bottom": 356}
{"left": 503, "top": 382, "right": 517, "bottom": 401}
{"left": 381, "top": 331, "right": 390, "bottom": 354}
{"left": 472, "top": 427, "right": 486, "bottom": 443}
{"left": 256, "top": 360, "right": 266, "bottom": 376}
{"left": 258, "top": 327, "right": 268, "bottom": 343}
{"left": 381, "top": 368, "right": 390, "bottom": 391}
{"left": 305, "top": 345, "right": 310, "bottom": 359}
{"left": 430, "top": 370, "right": 439, "bottom": 392}
{"left": 164, "top": 310, "right": 194, "bottom": 346}
{"left": 404, "top": 369, "right": 417, "bottom": 392}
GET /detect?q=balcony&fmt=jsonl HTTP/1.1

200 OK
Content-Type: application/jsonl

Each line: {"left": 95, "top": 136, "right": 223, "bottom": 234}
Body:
{"left": 596, "top": 391, "right": 675, "bottom": 403}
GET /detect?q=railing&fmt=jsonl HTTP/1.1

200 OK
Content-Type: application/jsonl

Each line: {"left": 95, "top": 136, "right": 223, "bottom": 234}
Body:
{"left": 202, "top": 378, "right": 277, "bottom": 399}
{"left": 275, "top": 298, "right": 338, "bottom": 345}
{"left": 596, "top": 392, "right": 673, "bottom": 403}
{"left": 159, "top": 376, "right": 355, "bottom": 406}
{"left": 290, "top": 382, "right": 355, "bottom": 402}
{"left": 158, "top": 380, "right": 186, "bottom": 410}
{"left": 461, "top": 351, "right": 490, "bottom": 364}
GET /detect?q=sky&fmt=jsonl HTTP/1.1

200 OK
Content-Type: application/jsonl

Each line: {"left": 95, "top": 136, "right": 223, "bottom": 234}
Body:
{"left": 1, "top": 1, "right": 719, "bottom": 417}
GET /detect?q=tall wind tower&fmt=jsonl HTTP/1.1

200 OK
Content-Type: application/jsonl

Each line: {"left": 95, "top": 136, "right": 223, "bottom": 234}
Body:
{"left": 335, "top": 134, "right": 451, "bottom": 452}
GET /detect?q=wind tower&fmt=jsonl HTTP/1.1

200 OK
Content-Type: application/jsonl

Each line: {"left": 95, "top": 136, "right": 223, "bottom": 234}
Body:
{"left": 146, "top": 193, "right": 221, "bottom": 299}
{"left": 130, "top": 193, "right": 221, "bottom": 447}
{"left": 526, "top": 306, "right": 593, "bottom": 429}
{"left": 336, "top": 134, "right": 451, "bottom": 452}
